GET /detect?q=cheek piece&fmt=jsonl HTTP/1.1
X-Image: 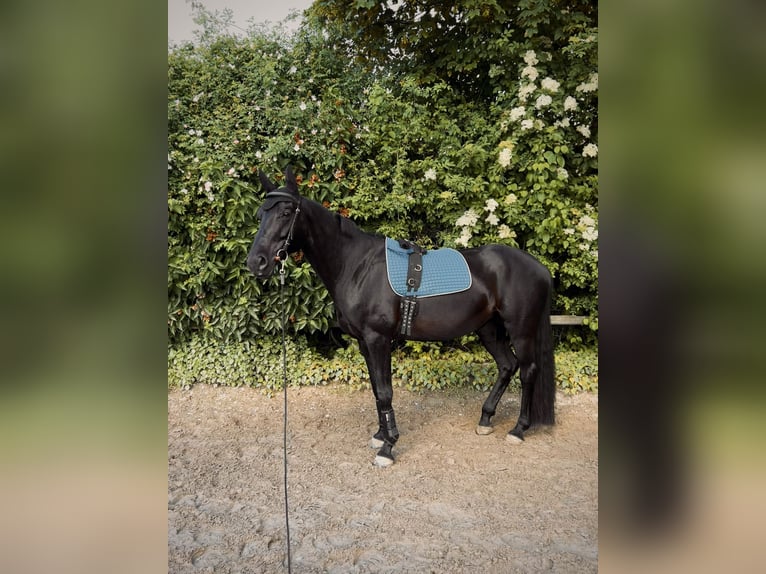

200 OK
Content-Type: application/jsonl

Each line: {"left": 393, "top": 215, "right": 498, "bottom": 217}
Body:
{"left": 262, "top": 191, "right": 301, "bottom": 265}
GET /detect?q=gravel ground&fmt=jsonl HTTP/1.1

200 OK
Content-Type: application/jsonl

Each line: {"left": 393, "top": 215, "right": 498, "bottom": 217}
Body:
{"left": 168, "top": 384, "right": 598, "bottom": 573}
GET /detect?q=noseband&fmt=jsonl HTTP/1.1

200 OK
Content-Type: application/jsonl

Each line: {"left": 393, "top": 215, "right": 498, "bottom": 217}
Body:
{"left": 264, "top": 191, "right": 302, "bottom": 263}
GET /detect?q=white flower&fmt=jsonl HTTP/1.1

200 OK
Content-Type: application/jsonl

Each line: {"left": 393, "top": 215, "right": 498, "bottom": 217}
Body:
{"left": 498, "top": 147, "right": 513, "bottom": 168}
{"left": 289, "top": 65, "right": 297, "bottom": 74}
{"left": 255, "top": 151, "right": 262, "bottom": 159}
{"left": 518, "top": 83, "right": 536, "bottom": 101}
{"left": 180, "top": 188, "right": 189, "bottom": 195}
{"left": 576, "top": 73, "right": 598, "bottom": 93}
{"left": 498, "top": 224, "right": 515, "bottom": 239}
{"left": 299, "top": 102, "right": 307, "bottom": 111}
{"left": 423, "top": 168, "right": 437, "bottom": 181}
{"left": 554, "top": 117, "right": 571, "bottom": 128}
{"left": 563, "top": 228, "right": 575, "bottom": 235}
{"left": 294, "top": 144, "right": 301, "bottom": 152}
{"left": 564, "top": 96, "right": 578, "bottom": 111}
{"left": 509, "top": 106, "right": 526, "bottom": 121}
{"left": 485, "top": 198, "right": 499, "bottom": 212}
{"left": 486, "top": 213, "right": 499, "bottom": 226}
{"left": 540, "top": 77, "right": 560, "bottom": 92}
{"left": 456, "top": 210, "right": 479, "bottom": 228}
{"left": 582, "top": 143, "right": 598, "bottom": 157}
{"left": 578, "top": 210, "right": 598, "bottom": 242}
{"left": 192, "top": 92, "right": 204, "bottom": 102}
{"left": 188, "top": 129, "right": 195, "bottom": 136}
{"left": 505, "top": 193, "right": 518, "bottom": 204}
{"left": 521, "top": 65, "right": 538, "bottom": 81}
{"left": 455, "top": 208, "right": 479, "bottom": 228}
{"left": 581, "top": 227, "right": 598, "bottom": 242}
{"left": 523, "top": 50, "right": 538, "bottom": 66}
{"left": 204, "top": 181, "right": 213, "bottom": 192}
{"left": 206, "top": 192, "right": 215, "bottom": 202}
{"left": 456, "top": 228, "right": 472, "bottom": 247}
{"left": 535, "top": 94, "right": 552, "bottom": 108}
{"left": 520, "top": 119, "right": 534, "bottom": 130}
{"left": 557, "top": 167, "right": 569, "bottom": 180}
{"left": 576, "top": 125, "right": 591, "bottom": 138}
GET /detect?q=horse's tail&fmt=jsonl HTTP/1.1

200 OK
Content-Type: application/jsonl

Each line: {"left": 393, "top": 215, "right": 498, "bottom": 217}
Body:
{"left": 530, "top": 277, "right": 556, "bottom": 426}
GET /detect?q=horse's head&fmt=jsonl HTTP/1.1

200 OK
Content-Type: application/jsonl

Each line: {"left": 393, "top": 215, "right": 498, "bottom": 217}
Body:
{"left": 247, "top": 167, "right": 302, "bottom": 278}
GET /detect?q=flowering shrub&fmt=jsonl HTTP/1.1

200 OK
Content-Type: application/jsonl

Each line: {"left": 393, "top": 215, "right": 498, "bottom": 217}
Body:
{"left": 168, "top": 1, "right": 597, "bottom": 346}
{"left": 168, "top": 334, "right": 597, "bottom": 394}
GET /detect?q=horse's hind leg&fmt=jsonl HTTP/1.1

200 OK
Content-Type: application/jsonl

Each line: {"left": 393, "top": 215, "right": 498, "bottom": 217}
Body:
{"left": 507, "top": 335, "right": 537, "bottom": 443}
{"left": 475, "top": 318, "right": 519, "bottom": 435}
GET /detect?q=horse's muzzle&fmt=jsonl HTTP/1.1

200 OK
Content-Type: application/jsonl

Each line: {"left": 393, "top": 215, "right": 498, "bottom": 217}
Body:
{"left": 247, "top": 253, "right": 271, "bottom": 277}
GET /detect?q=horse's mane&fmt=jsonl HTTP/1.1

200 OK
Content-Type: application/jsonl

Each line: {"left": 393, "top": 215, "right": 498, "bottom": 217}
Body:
{"left": 336, "top": 210, "right": 363, "bottom": 236}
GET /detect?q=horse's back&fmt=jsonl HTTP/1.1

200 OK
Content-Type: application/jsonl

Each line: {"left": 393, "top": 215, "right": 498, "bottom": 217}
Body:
{"left": 463, "top": 244, "right": 551, "bottom": 286}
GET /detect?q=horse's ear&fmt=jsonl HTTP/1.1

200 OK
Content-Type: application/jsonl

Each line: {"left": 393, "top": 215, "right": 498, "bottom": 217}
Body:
{"left": 284, "top": 166, "right": 297, "bottom": 192}
{"left": 258, "top": 170, "right": 277, "bottom": 192}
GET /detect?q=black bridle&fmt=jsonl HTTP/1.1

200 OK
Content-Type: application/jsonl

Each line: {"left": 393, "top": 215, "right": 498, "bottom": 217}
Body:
{"left": 264, "top": 191, "right": 302, "bottom": 264}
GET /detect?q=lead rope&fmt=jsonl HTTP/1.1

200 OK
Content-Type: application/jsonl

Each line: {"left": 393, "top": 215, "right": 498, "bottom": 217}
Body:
{"left": 279, "top": 259, "right": 293, "bottom": 574}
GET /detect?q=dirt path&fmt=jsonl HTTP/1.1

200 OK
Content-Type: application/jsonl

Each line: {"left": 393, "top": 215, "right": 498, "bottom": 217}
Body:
{"left": 168, "top": 384, "right": 598, "bottom": 573}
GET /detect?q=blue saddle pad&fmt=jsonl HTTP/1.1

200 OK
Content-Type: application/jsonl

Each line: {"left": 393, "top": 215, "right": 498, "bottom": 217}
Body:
{"left": 385, "top": 237, "right": 472, "bottom": 298}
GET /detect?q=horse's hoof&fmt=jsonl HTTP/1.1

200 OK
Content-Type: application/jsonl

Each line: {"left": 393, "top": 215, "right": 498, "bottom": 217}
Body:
{"left": 373, "top": 455, "right": 394, "bottom": 468}
{"left": 369, "top": 437, "right": 384, "bottom": 449}
{"left": 476, "top": 425, "right": 494, "bottom": 436}
{"left": 506, "top": 432, "right": 524, "bottom": 444}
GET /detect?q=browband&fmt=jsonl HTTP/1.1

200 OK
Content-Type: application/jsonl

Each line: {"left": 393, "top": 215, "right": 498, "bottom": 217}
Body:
{"left": 265, "top": 191, "right": 298, "bottom": 202}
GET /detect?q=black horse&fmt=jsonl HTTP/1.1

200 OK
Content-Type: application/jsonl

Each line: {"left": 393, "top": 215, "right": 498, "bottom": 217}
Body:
{"left": 247, "top": 168, "right": 556, "bottom": 466}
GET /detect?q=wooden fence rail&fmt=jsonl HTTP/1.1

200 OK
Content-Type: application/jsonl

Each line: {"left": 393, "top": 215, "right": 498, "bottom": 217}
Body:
{"left": 550, "top": 315, "right": 588, "bottom": 325}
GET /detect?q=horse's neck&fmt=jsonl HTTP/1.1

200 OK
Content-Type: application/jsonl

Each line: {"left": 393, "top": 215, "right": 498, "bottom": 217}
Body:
{"left": 301, "top": 200, "right": 373, "bottom": 295}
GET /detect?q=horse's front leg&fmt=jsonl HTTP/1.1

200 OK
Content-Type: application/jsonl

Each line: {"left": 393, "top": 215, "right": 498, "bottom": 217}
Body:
{"left": 359, "top": 336, "right": 399, "bottom": 467}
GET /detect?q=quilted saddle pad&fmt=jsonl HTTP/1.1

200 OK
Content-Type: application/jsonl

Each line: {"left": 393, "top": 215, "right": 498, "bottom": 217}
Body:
{"left": 384, "top": 237, "right": 472, "bottom": 298}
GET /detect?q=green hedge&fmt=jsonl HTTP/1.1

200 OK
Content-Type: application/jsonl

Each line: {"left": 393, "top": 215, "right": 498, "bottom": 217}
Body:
{"left": 168, "top": 335, "right": 597, "bottom": 395}
{"left": 168, "top": 2, "right": 597, "bottom": 346}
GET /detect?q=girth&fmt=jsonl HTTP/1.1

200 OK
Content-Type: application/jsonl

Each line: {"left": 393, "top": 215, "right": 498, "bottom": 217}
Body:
{"left": 399, "top": 240, "right": 426, "bottom": 293}
{"left": 397, "top": 240, "right": 427, "bottom": 338}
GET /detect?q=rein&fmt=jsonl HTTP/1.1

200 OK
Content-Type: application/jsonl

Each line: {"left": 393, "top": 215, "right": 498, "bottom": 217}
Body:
{"left": 265, "top": 191, "right": 301, "bottom": 573}
{"left": 265, "top": 193, "right": 297, "bottom": 574}
{"left": 278, "top": 255, "right": 293, "bottom": 574}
